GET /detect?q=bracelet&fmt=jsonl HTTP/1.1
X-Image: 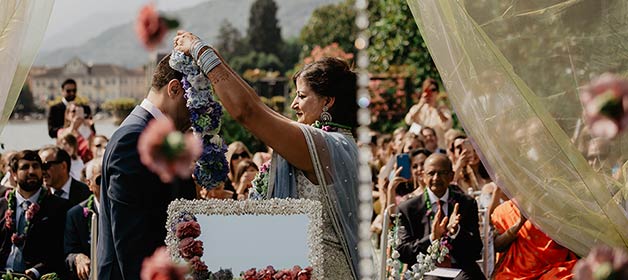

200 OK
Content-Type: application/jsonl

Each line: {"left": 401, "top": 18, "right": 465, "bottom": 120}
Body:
{"left": 191, "top": 40, "right": 207, "bottom": 61}
{"left": 198, "top": 48, "right": 222, "bottom": 75}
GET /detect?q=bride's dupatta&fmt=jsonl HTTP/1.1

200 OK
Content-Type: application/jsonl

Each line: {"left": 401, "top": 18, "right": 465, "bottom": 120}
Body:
{"left": 268, "top": 124, "right": 361, "bottom": 279}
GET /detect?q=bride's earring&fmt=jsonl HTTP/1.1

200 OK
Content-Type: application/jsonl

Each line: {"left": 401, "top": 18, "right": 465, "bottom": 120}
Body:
{"left": 320, "top": 105, "right": 332, "bottom": 123}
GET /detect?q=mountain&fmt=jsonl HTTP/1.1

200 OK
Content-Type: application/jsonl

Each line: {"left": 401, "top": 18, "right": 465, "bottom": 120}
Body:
{"left": 34, "top": 0, "right": 342, "bottom": 68}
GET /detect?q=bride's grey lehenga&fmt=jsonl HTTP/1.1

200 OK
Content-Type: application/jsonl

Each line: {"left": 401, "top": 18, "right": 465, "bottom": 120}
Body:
{"left": 268, "top": 124, "right": 360, "bottom": 279}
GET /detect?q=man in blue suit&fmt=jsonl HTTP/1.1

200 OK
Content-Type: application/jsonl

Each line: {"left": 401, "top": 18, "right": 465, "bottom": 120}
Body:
{"left": 97, "top": 54, "right": 196, "bottom": 280}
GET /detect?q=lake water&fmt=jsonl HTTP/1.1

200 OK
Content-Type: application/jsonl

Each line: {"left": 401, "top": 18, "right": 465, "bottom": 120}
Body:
{"left": 0, "top": 119, "right": 119, "bottom": 151}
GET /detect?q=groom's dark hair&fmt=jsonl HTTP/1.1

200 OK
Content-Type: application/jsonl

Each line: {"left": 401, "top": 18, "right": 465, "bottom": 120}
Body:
{"left": 152, "top": 54, "right": 184, "bottom": 90}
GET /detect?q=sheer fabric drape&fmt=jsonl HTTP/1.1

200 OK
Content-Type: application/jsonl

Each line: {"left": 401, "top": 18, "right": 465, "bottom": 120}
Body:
{"left": 406, "top": 0, "right": 628, "bottom": 256}
{"left": 0, "top": 0, "right": 54, "bottom": 132}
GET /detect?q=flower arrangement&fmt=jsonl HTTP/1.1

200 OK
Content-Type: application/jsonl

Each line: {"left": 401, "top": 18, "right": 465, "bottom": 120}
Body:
{"left": 403, "top": 239, "right": 451, "bottom": 280}
{"left": 173, "top": 217, "right": 209, "bottom": 280}
{"left": 135, "top": 3, "right": 179, "bottom": 50}
{"left": 170, "top": 50, "right": 229, "bottom": 190}
{"left": 4, "top": 188, "right": 45, "bottom": 246}
{"left": 249, "top": 161, "right": 271, "bottom": 200}
{"left": 573, "top": 245, "right": 628, "bottom": 280}
{"left": 138, "top": 117, "right": 202, "bottom": 183}
{"left": 579, "top": 73, "right": 628, "bottom": 139}
{"left": 387, "top": 214, "right": 403, "bottom": 279}
{"left": 242, "top": 265, "right": 313, "bottom": 280}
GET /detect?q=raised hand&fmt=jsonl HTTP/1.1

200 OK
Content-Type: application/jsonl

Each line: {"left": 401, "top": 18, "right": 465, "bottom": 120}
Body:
{"left": 173, "top": 30, "right": 201, "bottom": 56}
{"left": 430, "top": 207, "right": 449, "bottom": 240}
{"left": 447, "top": 203, "right": 460, "bottom": 235}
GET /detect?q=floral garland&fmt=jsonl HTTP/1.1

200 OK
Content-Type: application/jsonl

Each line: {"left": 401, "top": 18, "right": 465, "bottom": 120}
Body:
{"left": 249, "top": 161, "right": 270, "bottom": 200}
{"left": 82, "top": 194, "right": 96, "bottom": 230}
{"left": 242, "top": 265, "right": 312, "bottom": 280}
{"left": 169, "top": 51, "right": 228, "bottom": 190}
{"left": 404, "top": 238, "right": 451, "bottom": 280}
{"left": 4, "top": 188, "right": 45, "bottom": 246}
{"left": 173, "top": 213, "right": 209, "bottom": 280}
{"left": 387, "top": 214, "right": 403, "bottom": 280}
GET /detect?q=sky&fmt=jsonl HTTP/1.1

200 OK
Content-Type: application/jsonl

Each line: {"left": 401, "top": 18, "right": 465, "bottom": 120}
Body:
{"left": 45, "top": 0, "right": 208, "bottom": 35}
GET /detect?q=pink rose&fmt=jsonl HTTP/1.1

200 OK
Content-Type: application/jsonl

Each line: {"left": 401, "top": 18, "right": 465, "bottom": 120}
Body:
{"left": 83, "top": 207, "right": 90, "bottom": 218}
{"left": 175, "top": 221, "right": 201, "bottom": 240}
{"left": 138, "top": 118, "right": 202, "bottom": 183}
{"left": 135, "top": 4, "right": 168, "bottom": 51}
{"left": 243, "top": 268, "right": 258, "bottom": 280}
{"left": 5, "top": 209, "right": 13, "bottom": 229}
{"left": 260, "top": 266, "right": 276, "bottom": 280}
{"left": 579, "top": 73, "right": 628, "bottom": 139}
{"left": 25, "top": 203, "right": 40, "bottom": 221}
{"left": 141, "top": 247, "right": 187, "bottom": 280}
{"left": 178, "top": 237, "right": 204, "bottom": 259}
{"left": 573, "top": 245, "right": 628, "bottom": 280}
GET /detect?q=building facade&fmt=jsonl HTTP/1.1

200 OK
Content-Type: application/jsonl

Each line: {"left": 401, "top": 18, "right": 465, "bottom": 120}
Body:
{"left": 29, "top": 57, "right": 146, "bottom": 107}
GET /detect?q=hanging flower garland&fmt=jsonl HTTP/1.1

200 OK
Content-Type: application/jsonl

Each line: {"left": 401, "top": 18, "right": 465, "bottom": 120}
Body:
{"left": 4, "top": 188, "right": 46, "bottom": 246}
{"left": 169, "top": 50, "right": 229, "bottom": 190}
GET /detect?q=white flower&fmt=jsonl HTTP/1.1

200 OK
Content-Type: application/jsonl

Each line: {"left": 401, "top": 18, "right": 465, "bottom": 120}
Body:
{"left": 391, "top": 250, "right": 400, "bottom": 259}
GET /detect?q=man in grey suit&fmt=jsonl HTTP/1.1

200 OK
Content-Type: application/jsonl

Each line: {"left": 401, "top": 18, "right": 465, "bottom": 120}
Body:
{"left": 97, "top": 54, "right": 196, "bottom": 280}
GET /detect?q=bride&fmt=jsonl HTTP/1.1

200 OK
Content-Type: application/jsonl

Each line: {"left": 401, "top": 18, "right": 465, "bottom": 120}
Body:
{"left": 174, "top": 30, "right": 361, "bottom": 279}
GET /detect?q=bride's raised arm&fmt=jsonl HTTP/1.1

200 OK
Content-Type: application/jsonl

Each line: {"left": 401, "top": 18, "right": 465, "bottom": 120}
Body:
{"left": 173, "top": 31, "right": 313, "bottom": 174}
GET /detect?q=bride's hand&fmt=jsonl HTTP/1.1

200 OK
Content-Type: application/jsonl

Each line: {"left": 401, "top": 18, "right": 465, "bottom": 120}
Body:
{"left": 173, "top": 30, "right": 201, "bottom": 56}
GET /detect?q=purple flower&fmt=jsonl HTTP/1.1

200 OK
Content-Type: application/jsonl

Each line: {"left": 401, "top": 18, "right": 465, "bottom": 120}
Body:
{"left": 83, "top": 207, "right": 90, "bottom": 218}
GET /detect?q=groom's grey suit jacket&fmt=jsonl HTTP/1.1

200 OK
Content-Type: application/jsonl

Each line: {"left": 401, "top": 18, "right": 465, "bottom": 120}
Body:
{"left": 97, "top": 106, "right": 196, "bottom": 280}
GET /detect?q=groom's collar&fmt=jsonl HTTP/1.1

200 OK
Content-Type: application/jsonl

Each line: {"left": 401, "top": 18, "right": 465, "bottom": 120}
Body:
{"left": 140, "top": 99, "right": 166, "bottom": 120}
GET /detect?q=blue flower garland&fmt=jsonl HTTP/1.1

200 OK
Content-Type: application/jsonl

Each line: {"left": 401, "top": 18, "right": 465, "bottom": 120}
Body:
{"left": 169, "top": 51, "right": 228, "bottom": 190}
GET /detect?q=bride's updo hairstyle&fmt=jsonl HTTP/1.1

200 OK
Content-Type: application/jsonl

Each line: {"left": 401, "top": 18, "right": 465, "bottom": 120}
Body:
{"left": 293, "top": 57, "right": 358, "bottom": 128}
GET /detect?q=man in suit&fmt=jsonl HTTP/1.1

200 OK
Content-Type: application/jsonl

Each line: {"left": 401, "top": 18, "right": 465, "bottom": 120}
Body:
{"left": 0, "top": 150, "right": 70, "bottom": 278}
{"left": 397, "top": 154, "right": 484, "bottom": 279}
{"left": 38, "top": 146, "right": 91, "bottom": 206}
{"left": 97, "top": 54, "right": 196, "bottom": 280}
{"left": 65, "top": 157, "right": 102, "bottom": 280}
{"left": 47, "top": 79, "right": 95, "bottom": 139}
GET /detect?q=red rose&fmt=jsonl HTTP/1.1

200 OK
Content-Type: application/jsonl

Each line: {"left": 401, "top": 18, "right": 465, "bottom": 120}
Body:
{"left": 178, "top": 237, "right": 204, "bottom": 259}
{"left": 175, "top": 221, "right": 201, "bottom": 240}
{"left": 243, "top": 268, "right": 258, "bottom": 280}
{"left": 296, "top": 267, "right": 313, "bottom": 280}
{"left": 188, "top": 256, "right": 208, "bottom": 272}
{"left": 25, "top": 203, "right": 40, "bottom": 221}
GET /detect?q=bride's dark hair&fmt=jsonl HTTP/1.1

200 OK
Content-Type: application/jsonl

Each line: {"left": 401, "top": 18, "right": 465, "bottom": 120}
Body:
{"left": 293, "top": 57, "right": 358, "bottom": 128}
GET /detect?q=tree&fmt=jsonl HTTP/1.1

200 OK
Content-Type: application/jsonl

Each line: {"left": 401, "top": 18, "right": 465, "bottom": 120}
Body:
{"left": 247, "top": 0, "right": 283, "bottom": 56}
{"left": 215, "top": 19, "right": 248, "bottom": 61}
{"left": 299, "top": 0, "right": 357, "bottom": 57}
{"left": 368, "top": 0, "right": 439, "bottom": 87}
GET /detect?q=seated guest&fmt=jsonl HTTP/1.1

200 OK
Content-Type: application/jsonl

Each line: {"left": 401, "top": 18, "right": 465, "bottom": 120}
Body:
{"left": 38, "top": 146, "right": 91, "bottom": 206}
{"left": 65, "top": 157, "right": 102, "bottom": 280}
{"left": 397, "top": 154, "right": 484, "bottom": 279}
{"left": 491, "top": 198, "right": 578, "bottom": 279}
{"left": 233, "top": 159, "right": 258, "bottom": 200}
{"left": 0, "top": 150, "right": 70, "bottom": 278}
{"left": 421, "top": 126, "right": 447, "bottom": 154}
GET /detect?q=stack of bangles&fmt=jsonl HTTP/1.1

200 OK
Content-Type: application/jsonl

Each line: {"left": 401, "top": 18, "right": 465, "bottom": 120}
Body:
{"left": 191, "top": 40, "right": 221, "bottom": 75}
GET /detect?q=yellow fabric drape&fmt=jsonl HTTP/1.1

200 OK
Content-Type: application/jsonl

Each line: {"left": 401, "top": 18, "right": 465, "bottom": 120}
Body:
{"left": 406, "top": 0, "right": 628, "bottom": 256}
{"left": 0, "top": 0, "right": 54, "bottom": 132}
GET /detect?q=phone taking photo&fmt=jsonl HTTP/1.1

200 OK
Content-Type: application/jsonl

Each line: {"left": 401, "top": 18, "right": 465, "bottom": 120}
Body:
{"left": 396, "top": 153, "right": 412, "bottom": 180}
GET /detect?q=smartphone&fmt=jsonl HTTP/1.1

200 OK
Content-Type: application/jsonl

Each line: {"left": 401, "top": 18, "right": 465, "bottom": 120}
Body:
{"left": 396, "top": 153, "right": 412, "bottom": 179}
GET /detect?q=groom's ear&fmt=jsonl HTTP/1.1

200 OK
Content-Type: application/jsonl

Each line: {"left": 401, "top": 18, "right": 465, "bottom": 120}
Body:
{"left": 166, "top": 79, "right": 182, "bottom": 98}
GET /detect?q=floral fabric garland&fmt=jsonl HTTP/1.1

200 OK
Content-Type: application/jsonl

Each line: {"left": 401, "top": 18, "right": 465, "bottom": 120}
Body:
{"left": 169, "top": 51, "right": 228, "bottom": 190}
{"left": 4, "top": 188, "right": 45, "bottom": 246}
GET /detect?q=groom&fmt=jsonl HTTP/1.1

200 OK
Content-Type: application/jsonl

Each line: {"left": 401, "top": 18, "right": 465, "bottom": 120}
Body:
{"left": 97, "top": 54, "right": 196, "bottom": 280}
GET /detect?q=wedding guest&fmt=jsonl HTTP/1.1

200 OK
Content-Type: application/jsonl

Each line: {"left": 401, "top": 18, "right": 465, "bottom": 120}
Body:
{"left": 65, "top": 157, "right": 102, "bottom": 280}
{"left": 401, "top": 132, "right": 425, "bottom": 154}
{"left": 233, "top": 159, "right": 259, "bottom": 200}
{"left": 397, "top": 154, "right": 484, "bottom": 279}
{"left": 58, "top": 133, "right": 85, "bottom": 181}
{"left": 252, "top": 146, "right": 272, "bottom": 168}
{"left": 405, "top": 78, "right": 453, "bottom": 149}
{"left": 491, "top": 196, "right": 578, "bottom": 279}
{"left": 450, "top": 136, "right": 490, "bottom": 192}
{"left": 57, "top": 103, "right": 94, "bottom": 163}
{"left": 90, "top": 135, "right": 109, "bottom": 159}
{"left": 47, "top": 79, "right": 95, "bottom": 139}
{"left": 443, "top": 128, "right": 465, "bottom": 163}
{"left": 225, "top": 141, "right": 252, "bottom": 191}
{"left": 174, "top": 31, "right": 362, "bottom": 278}
{"left": 0, "top": 150, "right": 70, "bottom": 278}
{"left": 97, "top": 54, "right": 197, "bottom": 280}
{"left": 421, "top": 126, "right": 446, "bottom": 154}
{"left": 392, "top": 127, "right": 407, "bottom": 154}
{"left": 375, "top": 134, "right": 394, "bottom": 169}
{"left": 39, "top": 146, "right": 91, "bottom": 207}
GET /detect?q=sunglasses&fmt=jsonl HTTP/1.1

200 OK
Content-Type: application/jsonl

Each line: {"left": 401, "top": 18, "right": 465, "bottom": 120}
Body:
{"left": 65, "top": 89, "right": 77, "bottom": 93}
{"left": 94, "top": 175, "right": 102, "bottom": 185}
{"left": 231, "top": 152, "right": 249, "bottom": 160}
{"left": 94, "top": 144, "right": 105, "bottom": 148}
{"left": 42, "top": 160, "right": 63, "bottom": 170}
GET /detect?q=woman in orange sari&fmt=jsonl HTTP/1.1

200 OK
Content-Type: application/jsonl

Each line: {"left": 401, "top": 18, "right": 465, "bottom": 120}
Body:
{"left": 491, "top": 199, "right": 578, "bottom": 279}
